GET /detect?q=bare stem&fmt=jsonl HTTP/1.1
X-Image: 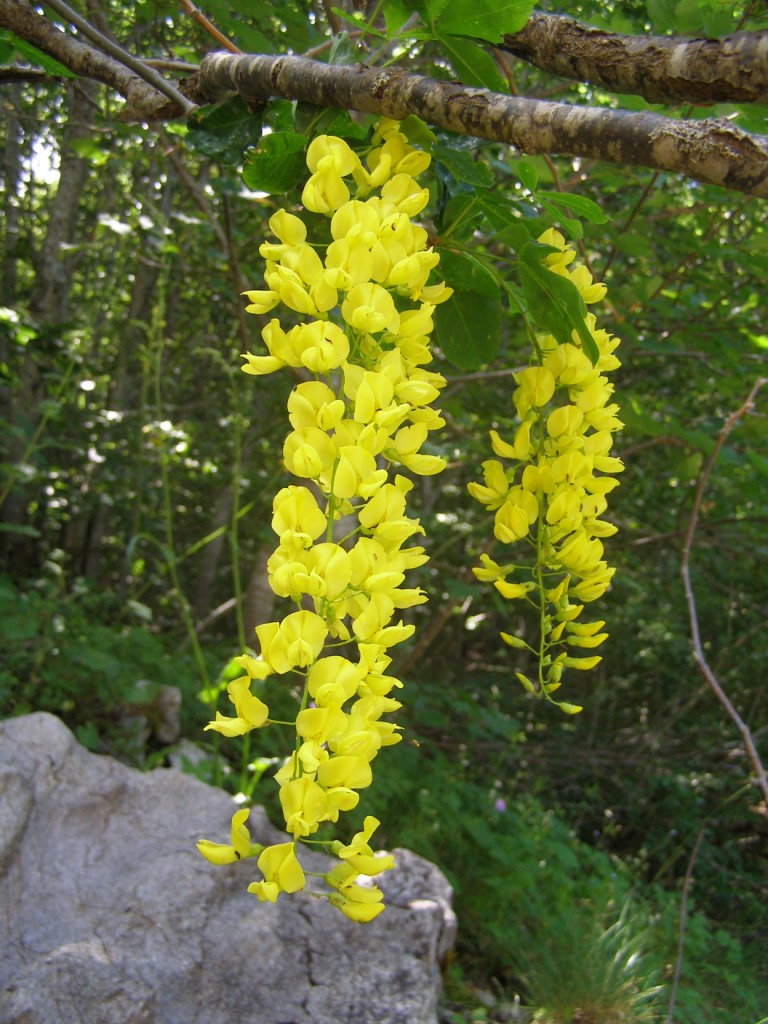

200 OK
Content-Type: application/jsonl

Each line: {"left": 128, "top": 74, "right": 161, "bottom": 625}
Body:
{"left": 680, "top": 377, "right": 768, "bottom": 807}
{"left": 179, "top": 0, "right": 242, "bottom": 54}
{"left": 665, "top": 829, "right": 704, "bottom": 1024}
{"left": 45, "top": 0, "right": 196, "bottom": 112}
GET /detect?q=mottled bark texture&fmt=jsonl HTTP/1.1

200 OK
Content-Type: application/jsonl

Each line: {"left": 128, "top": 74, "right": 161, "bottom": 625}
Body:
{"left": 195, "top": 53, "right": 768, "bottom": 197}
{"left": 6, "top": 0, "right": 768, "bottom": 195}
{"left": 500, "top": 12, "right": 768, "bottom": 105}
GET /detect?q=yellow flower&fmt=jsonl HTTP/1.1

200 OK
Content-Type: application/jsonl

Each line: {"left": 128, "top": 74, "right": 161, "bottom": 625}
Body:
{"left": 271, "top": 485, "right": 327, "bottom": 548}
{"left": 307, "top": 655, "right": 366, "bottom": 706}
{"left": 290, "top": 320, "right": 350, "bottom": 373}
{"left": 467, "top": 459, "right": 510, "bottom": 509}
{"left": 204, "top": 675, "right": 269, "bottom": 737}
{"left": 242, "top": 289, "right": 281, "bottom": 315}
{"left": 494, "top": 488, "right": 539, "bottom": 543}
{"left": 317, "top": 754, "right": 373, "bottom": 790}
{"left": 248, "top": 842, "right": 307, "bottom": 903}
{"left": 469, "top": 228, "right": 621, "bottom": 712}
{"left": 341, "top": 282, "right": 400, "bottom": 334}
{"left": 255, "top": 610, "right": 329, "bottom": 674}
{"left": 279, "top": 776, "right": 330, "bottom": 837}
{"left": 283, "top": 426, "right": 336, "bottom": 480}
{"left": 327, "top": 891, "right": 385, "bottom": 922}
{"left": 222, "top": 121, "right": 448, "bottom": 918}
{"left": 196, "top": 808, "right": 260, "bottom": 865}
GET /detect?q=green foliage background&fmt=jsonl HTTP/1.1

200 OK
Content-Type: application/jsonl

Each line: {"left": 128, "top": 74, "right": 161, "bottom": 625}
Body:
{"left": 1, "top": 1, "right": 767, "bottom": 1021}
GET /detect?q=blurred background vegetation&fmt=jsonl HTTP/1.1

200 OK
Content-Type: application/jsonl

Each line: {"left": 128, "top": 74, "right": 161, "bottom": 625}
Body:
{"left": 1, "top": 1, "right": 767, "bottom": 1022}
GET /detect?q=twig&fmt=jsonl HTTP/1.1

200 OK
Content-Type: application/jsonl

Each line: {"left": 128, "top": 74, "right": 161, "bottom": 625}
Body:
{"left": 161, "top": 132, "right": 247, "bottom": 294}
{"left": 680, "top": 377, "right": 768, "bottom": 807}
{"left": 322, "top": 0, "right": 344, "bottom": 35}
{"left": 444, "top": 367, "right": 520, "bottom": 384}
{"left": 144, "top": 59, "right": 200, "bottom": 72}
{"left": 0, "top": 66, "right": 50, "bottom": 82}
{"left": 624, "top": 515, "right": 768, "bottom": 548}
{"left": 665, "top": 828, "right": 704, "bottom": 1024}
{"left": 602, "top": 171, "right": 660, "bottom": 278}
{"left": 45, "top": 0, "right": 196, "bottom": 112}
{"left": 179, "top": 0, "right": 242, "bottom": 54}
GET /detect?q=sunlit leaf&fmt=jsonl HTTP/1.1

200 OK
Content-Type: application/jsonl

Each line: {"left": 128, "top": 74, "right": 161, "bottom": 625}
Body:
{"left": 539, "top": 192, "right": 609, "bottom": 225}
{"left": 433, "top": 144, "right": 494, "bottom": 188}
{"left": 435, "top": 250, "right": 501, "bottom": 368}
{"left": 436, "top": 0, "right": 534, "bottom": 42}
{"left": 519, "top": 246, "right": 598, "bottom": 363}
{"left": 241, "top": 131, "right": 307, "bottom": 194}
{"left": 12, "top": 37, "right": 77, "bottom": 77}
{"left": 437, "top": 33, "right": 508, "bottom": 90}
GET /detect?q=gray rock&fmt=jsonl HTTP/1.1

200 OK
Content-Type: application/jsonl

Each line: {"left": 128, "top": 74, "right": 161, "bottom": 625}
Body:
{"left": 0, "top": 713, "right": 456, "bottom": 1024}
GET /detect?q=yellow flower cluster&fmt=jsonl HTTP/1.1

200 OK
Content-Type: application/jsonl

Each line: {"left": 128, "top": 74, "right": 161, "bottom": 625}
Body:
{"left": 468, "top": 229, "right": 623, "bottom": 713}
{"left": 197, "top": 120, "right": 449, "bottom": 921}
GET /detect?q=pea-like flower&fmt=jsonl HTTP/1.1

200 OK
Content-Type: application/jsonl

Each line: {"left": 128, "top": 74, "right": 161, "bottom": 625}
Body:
{"left": 469, "top": 230, "right": 622, "bottom": 713}
{"left": 202, "top": 120, "right": 447, "bottom": 921}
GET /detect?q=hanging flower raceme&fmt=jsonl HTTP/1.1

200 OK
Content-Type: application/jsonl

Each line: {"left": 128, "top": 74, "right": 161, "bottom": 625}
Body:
{"left": 469, "top": 229, "right": 623, "bottom": 714}
{"left": 197, "top": 119, "right": 449, "bottom": 921}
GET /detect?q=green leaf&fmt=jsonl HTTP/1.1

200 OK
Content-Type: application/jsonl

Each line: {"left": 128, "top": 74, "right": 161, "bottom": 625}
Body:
{"left": 435, "top": 291, "right": 502, "bottom": 369}
{"left": 435, "top": 250, "right": 501, "bottom": 368}
{"left": 517, "top": 160, "right": 538, "bottom": 192}
{"left": 70, "top": 138, "right": 111, "bottom": 166}
{"left": 399, "top": 115, "right": 438, "bottom": 147}
{"left": 440, "top": 194, "right": 483, "bottom": 240}
{"left": 0, "top": 615, "right": 38, "bottom": 641}
{"left": 437, "top": 33, "right": 508, "bottom": 90}
{"left": 436, "top": 0, "right": 534, "bottom": 42}
{"left": 383, "top": 0, "right": 413, "bottom": 34}
{"left": 438, "top": 249, "right": 500, "bottom": 298}
{"left": 477, "top": 194, "right": 530, "bottom": 250}
{"left": 72, "top": 646, "right": 122, "bottom": 674}
{"left": 414, "top": 0, "right": 451, "bottom": 32}
{"left": 293, "top": 104, "right": 367, "bottom": 140}
{"left": 560, "top": 216, "right": 583, "bottom": 240}
{"left": 538, "top": 191, "right": 609, "bottom": 225}
{"left": 433, "top": 144, "right": 494, "bottom": 189}
{"left": 328, "top": 31, "right": 360, "bottom": 66}
{"left": 12, "top": 37, "right": 76, "bottom": 77}
{"left": 0, "top": 522, "right": 41, "bottom": 538}
{"left": 241, "top": 131, "right": 307, "bottom": 194}
{"left": 187, "top": 96, "right": 263, "bottom": 165}
{"left": 519, "top": 248, "right": 598, "bottom": 364}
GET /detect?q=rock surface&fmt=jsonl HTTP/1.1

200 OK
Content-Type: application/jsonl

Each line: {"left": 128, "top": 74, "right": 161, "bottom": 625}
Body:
{"left": 0, "top": 713, "right": 456, "bottom": 1024}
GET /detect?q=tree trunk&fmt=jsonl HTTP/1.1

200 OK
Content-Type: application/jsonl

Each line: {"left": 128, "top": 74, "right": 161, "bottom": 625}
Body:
{"left": 1, "top": 81, "right": 96, "bottom": 573}
{"left": 242, "top": 543, "right": 275, "bottom": 640}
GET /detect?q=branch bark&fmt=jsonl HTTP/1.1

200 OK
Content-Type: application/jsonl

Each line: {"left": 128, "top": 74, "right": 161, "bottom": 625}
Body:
{"left": 8, "top": 1, "right": 768, "bottom": 196}
{"left": 499, "top": 12, "right": 768, "bottom": 105}
{"left": 193, "top": 53, "right": 768, "bottom": 197}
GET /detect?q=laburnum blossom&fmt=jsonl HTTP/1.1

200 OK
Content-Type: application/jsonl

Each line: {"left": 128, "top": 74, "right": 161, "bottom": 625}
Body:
{"left": 198, "top": 118, "right": 449, "bottom": 919}
{"left": 196, "top": 807, "right": 262, "bottom": 865}
{"left": 469, "top": 229, "right": 623, "bottom": 714}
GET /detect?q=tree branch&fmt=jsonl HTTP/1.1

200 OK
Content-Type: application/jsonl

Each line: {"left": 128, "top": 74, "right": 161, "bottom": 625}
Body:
{"left": 8, "top": 2, "right": 768, "bottom": 196}
{"left": 499, "top": 12, "right": 768, "bottom": 105}
{"left": 44, "top": 0, "right": 195, "bottom": 112}
{"left": 665, "top": 829, "right": 704, "bottom": 1024}
{"left": 681, "top": 377, "right": 768, "bottom": 810}
{"left": 192, "top": 53, "right": 768, "bottom": 196}
{"left": 0, "top": 0, "right": 189, "bottom": 120}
